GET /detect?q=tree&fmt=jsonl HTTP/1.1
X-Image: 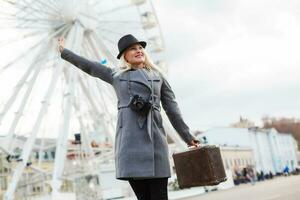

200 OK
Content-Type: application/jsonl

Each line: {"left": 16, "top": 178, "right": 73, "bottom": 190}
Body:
{"left": 262, "top": 116, "right": 300, "bottom": 147}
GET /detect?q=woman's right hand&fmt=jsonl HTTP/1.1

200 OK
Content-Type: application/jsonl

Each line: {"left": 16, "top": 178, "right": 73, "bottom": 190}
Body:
{"left": 58, "top": 37, "right": 65, "bottom": 53}
{"left": 188, "top": 139, "right": 201, "bottom": 148}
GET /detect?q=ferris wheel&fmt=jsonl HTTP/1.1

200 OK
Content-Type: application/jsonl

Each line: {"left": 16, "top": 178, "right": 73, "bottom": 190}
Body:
{"left": 0, "top": 0, "right": 182, "bottom": 199}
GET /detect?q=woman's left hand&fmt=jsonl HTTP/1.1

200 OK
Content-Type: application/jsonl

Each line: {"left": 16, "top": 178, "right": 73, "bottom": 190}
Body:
{"left": 188, "top": 139, "right": 200, "bottom": 148}
{"left": 58, "top": 37, "right": 65, "bottom": 53}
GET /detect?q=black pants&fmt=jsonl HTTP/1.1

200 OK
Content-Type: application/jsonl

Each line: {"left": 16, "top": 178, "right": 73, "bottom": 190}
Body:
{"left": 128, "top": 178, "right": 168, "bottom": 200}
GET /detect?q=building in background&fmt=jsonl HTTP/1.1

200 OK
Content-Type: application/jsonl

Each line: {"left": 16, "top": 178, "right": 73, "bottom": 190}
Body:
{"left": 198, "top": 127, "right": 299, "bottom": 175}
{"left": 0, "top": 135, "right": 129, "bottom": 200}
{"left": 231, "top": 117, "right": 255, "bottom": 128}
{"left": 220, "top": 146, "right": 254, "bottom": 172}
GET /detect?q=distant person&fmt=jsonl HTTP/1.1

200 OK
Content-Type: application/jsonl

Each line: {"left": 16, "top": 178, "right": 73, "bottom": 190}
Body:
{"left": 283, "top": 165, "right": 290, "bottom": 176}
{"left": 257, "top": 170, "right": 265, "bottom": 181}
{"left": 233, "top": 166, "right": 242, "bottom": 185}
{"left": 256, "top": 171, "right": 260, "bottom": 181}
{"left": 58, "top": 34, "right": 199, "bottom": 200}
{"left": 259, "top": 170, "right": 265, "bottom": 181}
{"left": 246, "top": 166, "right": 256, "bottom": 185}
{"left": 269, "top": 171, "right": 274, "bottom": 179}
{"left": 242, "top": 167, "right": 249, "bottom": 183}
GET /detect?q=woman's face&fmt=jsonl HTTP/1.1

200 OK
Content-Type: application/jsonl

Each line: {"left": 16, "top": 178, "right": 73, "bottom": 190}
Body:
{"left": 124, "top": 43, "right": 145, "bottom": 67}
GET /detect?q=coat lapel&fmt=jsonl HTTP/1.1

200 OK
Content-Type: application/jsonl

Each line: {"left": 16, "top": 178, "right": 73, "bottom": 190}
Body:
{"left": 118, "top": 69, "right": 161, "bottom": 134}
{"left": 118, "top": 69, "right": 161, "bottom": 89}
{"left": 129, "top": 69, "right": 151, "bottom": 91}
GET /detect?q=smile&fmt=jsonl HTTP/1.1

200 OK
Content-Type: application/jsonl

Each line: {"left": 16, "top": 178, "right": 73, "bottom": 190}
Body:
{"left": 135, "top": 55, "right": 143, "bottom": 58}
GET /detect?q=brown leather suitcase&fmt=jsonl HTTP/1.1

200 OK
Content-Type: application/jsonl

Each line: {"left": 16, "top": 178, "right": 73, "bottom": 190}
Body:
{"left": 172, "top": 145, "right": 227, "bottom": 189}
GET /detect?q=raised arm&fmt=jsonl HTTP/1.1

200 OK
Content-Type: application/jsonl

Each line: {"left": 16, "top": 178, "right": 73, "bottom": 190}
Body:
{"left": 58, "top": 37, "right": 113, "bottom": 84}
{"left": 160, "top": 77, "right": 199, "bottom": 146}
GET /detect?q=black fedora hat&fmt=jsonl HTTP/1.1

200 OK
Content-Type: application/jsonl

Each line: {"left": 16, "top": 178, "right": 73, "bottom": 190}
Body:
{"left": 117, "top": 34, "right": 146, "bottom": 59}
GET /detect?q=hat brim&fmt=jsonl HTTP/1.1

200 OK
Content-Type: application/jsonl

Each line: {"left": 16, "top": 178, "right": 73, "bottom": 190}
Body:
{"left": 117, "top": 41, "right": 147, "bottom": 59}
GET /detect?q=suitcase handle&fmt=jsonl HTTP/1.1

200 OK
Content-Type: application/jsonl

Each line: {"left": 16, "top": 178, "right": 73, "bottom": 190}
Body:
{"left": 188, "top": 144, "right": 217, "bottom": 150}
{"left": 188, "top": 143, "right": 201, "bottom": 149}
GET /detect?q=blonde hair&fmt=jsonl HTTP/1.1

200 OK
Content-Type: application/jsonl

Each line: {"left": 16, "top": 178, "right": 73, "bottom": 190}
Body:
{"left": 115, "top": 48, "right": 165, "bottom": 77}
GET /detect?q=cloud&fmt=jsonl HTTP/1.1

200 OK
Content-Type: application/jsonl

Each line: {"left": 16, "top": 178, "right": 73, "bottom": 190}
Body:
{"left": 154, "top": 0, "right": 300, "bottom": 129}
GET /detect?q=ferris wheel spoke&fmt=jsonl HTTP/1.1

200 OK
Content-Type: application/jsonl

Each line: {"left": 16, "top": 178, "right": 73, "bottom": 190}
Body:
{"left": 15, "top": 0, "right": 59, "bottom": 19}
{"left": 0, "top": 0, "right": 17, "bottom": 6}
{"left": 72, "top": 87, "right": 95, "bottom": 157}
{"left": 4, "top": 58, "right": 62, "bottom": 200}
{"left": 4, "top": 47, "right": 57, "bottom": 159}
{"left": 97, "top": 4, "right": 132, "bottom": 16}
{"left": 4, "top": 24, "right": 79, "bottom": 199}
{"left": 0, "top": 24, "right": 69, "bottom": 127}
{"left": 88, "top": 31, "right": 118, "bottom": 66}
{"left": 0, "top": 24, "right": 57, "bottom": 30}
{"left": 0, "top": 16, "right": 63, "bottom": 25}
{"left": 97, "top": 27, "right": 125, "bottom": 37}
{"left": 90, "top": 0, "right": 105, "bottom": 7}
{"left": 0, "top": 30, "right": 44, "bottom": 48}
{"left": 0, "top": 41, "right": 45, "bottom": 74}
{"left": 36, "top": 120, "right": 47, "bottom": 168}
{"left": 0, "top": 10, "right": 16, "bottom": 18}
{"left": 31, "top": 21, "right": 66, "bottom": 28}
{"left": 95, "top": 20, "right": 140, "bottom": 25}
{"left": 93, "top": 82, "right": 116, "bottom": 120}
{"left": 15, "top": 0, "right": 47, "bottom": 19}
{"left": 15, "top": 22, "right": 66, "bottom": 31}
{"left": 34, "top": 0, "right": 61, "bottom": 16}
{"left": 75, "top": 64, "right": 105, "bottom": 121}
{"left": 51, "top": 22, "right": 85, "bottom": 196}
{"left": 0, "top": 61, "right": 38, "bottom": 127}
{"left": 81, "top": 47, "right": 115, "bottom": 103}
{"left": 79, "top": 13, "right": 140, "bottom": 31}
{"left": 0, "top": 24, "right": 68, "bottom": 74}
{"left": 93, "top": 32, "right": 118, "bottom": 57}
{"left": 81, "top": 45, "right": 117, "bottom": 135}
{"left": 49, "top": 0, "right": 61, "bottom": 10}
{"left": 98, "top": 34, "right": 115, "bottom": 46}
{"left": 77, "top": 74, "right": 114, "bottom": 144}
{"left": 95, "top": 28, "right": 123, "bottom": 50}
{"left": 6, "top": 43, "right": 54, "bottom": 154}
{"left": 0, "top": 18, "right": 66, "bottom": 30}
{"left": 93, "top": 88, "right": 116, "bottom": 143}
{"left": 95, "top": 21, "right": 141, "bottom": 30}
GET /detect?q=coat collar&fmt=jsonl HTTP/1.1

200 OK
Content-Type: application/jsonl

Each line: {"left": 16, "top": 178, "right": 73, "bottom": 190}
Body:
{"left": 119, "top": 69, "right": 161, "bottom": 91}
{"left": 130, "top": 69, "right": 151, "bottom": 91}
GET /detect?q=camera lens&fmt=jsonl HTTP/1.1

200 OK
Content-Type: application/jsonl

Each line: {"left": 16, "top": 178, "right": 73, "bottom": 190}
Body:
{"left": 135, "top": 101, "right": 144, "bottom": 109}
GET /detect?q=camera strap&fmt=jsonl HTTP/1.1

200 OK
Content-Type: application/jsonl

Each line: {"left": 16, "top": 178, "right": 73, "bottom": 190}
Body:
{"left": 127, "top": 72, "right": 133, "bottom": 99}
{"left": 126, "top": 69, "right": 154, "bottom": 100}
{"left": 149, "top": 70, "right": 154, "bottom": 104}
{"left": 124, "top": 69, "right": 158, "bottom": 109}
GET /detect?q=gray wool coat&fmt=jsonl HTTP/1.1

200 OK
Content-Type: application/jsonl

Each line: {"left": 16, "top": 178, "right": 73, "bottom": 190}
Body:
{"left": 61, "top": 48, "right": 196, "bottom": 180}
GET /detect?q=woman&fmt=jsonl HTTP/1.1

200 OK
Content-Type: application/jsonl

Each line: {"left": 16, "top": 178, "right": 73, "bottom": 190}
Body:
{"left": 58, "top": 34, "right": 199, "bottom": 200}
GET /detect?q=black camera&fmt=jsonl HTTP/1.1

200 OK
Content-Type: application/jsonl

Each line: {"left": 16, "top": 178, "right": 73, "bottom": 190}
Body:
{"left": 129, "top": 95, "right": 152, "bottom": 114}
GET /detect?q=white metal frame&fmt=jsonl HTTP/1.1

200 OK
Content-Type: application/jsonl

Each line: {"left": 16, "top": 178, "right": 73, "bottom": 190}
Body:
{"left": 0, "top": 1, "right": 184, "bottom": 200}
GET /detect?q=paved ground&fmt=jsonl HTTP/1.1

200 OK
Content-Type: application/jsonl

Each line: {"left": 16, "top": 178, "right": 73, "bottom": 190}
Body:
{"left": 184, "top": 175, "right": 300, "bottom": 200}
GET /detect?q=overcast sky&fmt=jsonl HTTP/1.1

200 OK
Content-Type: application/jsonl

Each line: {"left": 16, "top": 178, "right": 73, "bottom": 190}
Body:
{"left": 1, "top": 0, "right": 300, "bottom": 136}
{"left": 153, "top": 0, "right": 300, "bottom": 130}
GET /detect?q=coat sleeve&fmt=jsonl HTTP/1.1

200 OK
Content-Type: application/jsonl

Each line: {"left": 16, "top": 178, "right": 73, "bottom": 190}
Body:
{"left": 160, "top": 77, "right": 195, "bottom": 145}
{"left": 61, "top": 48, "right": 114, "bottom": 84}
